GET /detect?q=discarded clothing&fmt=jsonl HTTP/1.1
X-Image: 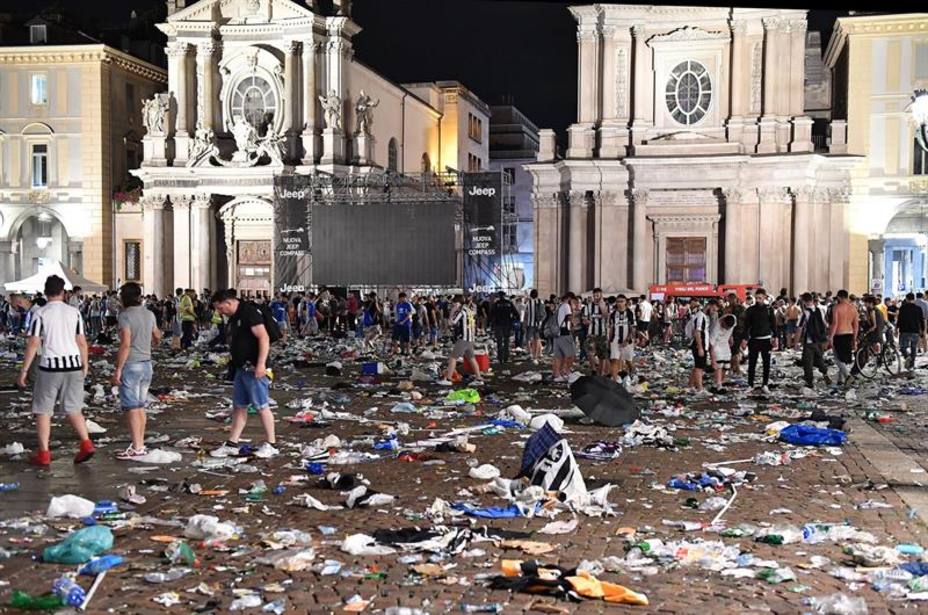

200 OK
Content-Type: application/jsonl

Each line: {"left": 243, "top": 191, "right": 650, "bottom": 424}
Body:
{"left": 779, "top": 424, "right": 847, "bottom": 447}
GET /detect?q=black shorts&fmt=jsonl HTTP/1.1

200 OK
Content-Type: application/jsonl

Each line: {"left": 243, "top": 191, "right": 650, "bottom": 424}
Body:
{"left": 691, "top": 343, "right": 708, "bottom": 369}
{"left": 105, "top": 316, "right": 117, "bottom": 327}
{"left": 833, "top": 334, "right": 854, "bottom": 364}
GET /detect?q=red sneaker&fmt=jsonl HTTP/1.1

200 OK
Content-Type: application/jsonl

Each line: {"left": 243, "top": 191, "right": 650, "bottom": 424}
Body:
{"left": 74, "top": 440, "right": 95, "bottom": 464}
{"left": 29, "top": 450, "right": 51, "bottom": 467}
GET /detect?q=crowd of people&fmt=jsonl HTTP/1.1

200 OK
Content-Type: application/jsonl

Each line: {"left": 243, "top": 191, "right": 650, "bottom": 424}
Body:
{"left": 5, "top": 276, "right": 928, "bottom": 468}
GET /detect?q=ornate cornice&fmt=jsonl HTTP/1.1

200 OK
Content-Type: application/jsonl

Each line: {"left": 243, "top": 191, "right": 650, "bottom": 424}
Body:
{"left": 629, "top": 187, "right": 649, "bottom": 204}
{"left": 648, "top": 26, "right": 728, "bottom": 45}
{"left": 0, "top": 45, "right": 166, "bottom": 84}
{"left": 757, "top": 186, "right": 790, "bottom": 203}
{"left": 762, "top": 17, "right": 781, "bottom": 31}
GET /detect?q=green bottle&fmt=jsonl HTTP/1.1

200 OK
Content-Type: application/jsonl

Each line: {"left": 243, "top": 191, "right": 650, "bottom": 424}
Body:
{"left": 9, "top": 590, "right": 65, "bottom": 611}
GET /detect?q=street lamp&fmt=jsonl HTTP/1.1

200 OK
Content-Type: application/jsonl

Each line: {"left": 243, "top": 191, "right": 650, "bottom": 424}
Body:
{"left": 912, "top": 89, "right": 928, "bottom": 153}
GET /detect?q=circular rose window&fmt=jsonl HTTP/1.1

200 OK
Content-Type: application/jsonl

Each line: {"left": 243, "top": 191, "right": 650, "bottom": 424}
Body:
{"left": 665, "top": 60, "right": 712, "bottom": 125}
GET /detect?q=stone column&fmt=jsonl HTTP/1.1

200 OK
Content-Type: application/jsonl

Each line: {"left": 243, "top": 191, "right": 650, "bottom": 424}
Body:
{"left": 758, "top": 187, "right": 789, "bottom": 290}
{"left": 142, "top": 194, "right": 168, "bottom": 297}
{"left": 727, "top": 20, "right": 748, "bottom": 145}
{"left": 577, "top": 24, "right": 600, "bottom": 124}
{"left": 756, "top": 17, "right": 778, "bottom": 153}
{"left": 196, "top": 40, "right": 218, "bottom": 131}
{"left": 791, "top": 186, "right": 814, "bottom": 295}
{"left": 301, "top": 40, "right": 319, "bottom": 164}
{"left": 828, "top": 187, "right": 850, "bottom": 291}
{"left": 172, "top": 195, "right": 192, "bottom": 289}
{"left": 631, "top": 188, "right": 650, "bottom": 293}
{"left": 630, "top": 25, "right": 651, "bottom": 146}
{"left": 567, "top": 191, "right": 588, "bottom": 292}
{"left": 789, "top": 20, "right": 813, "bottom": 152}
{"left": 532, "top": 194, "right": 563, "bottom": 296}
{"left": 599, "top": 25, "right": 632, "bottom": 157}
{"left": 868, "top": 238, "right": 886, "bottom": 294}
{"left": 190, "top": 195, "right": 213, "bottom": 293}
{"left": 167, "top": 42, "right": 191, "bottom": 162}
{"left": 599, "top": 191, "right": 630, "bottom": 292}
{"left": 722, "top": 188, "right": 742, "bottom": 284}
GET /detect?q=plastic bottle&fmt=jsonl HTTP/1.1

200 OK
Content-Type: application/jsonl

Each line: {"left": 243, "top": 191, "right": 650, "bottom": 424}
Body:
{"left": 8, "top": 590, "right": 64, "bottom": 611}
{"left": 165, "top": 540, "right": 199, "bottom": 567}
{"left": 801, "top": 523, "right": 832, "bottom": 544}
{"left": 385, "top": 609, "right": 428, "bottom": 615}
{"left": 636, "top": 539, "right": 664, "bottom": 554}
{"left": 51, "top": 576, "right": 86, "bottom": 607}
{"left": 756, "top": 525, "right": 802, "bottom": 545}
{"left": 460, "top": 604, "right": 503, "bottom": 614}
{"left": 79, "top": 554, "right": 124, "bottom": 575}
{"left": 0, "top": 482, "right": 20, "bottom": 492}
{"left": 756, "top": 567, "right": 796, "bottom": 584}
{"left": 803, "top": 592, "right": 868, "bottom": 614}
{"left": 144, "top": 568, "right": 192, "bottom": 584}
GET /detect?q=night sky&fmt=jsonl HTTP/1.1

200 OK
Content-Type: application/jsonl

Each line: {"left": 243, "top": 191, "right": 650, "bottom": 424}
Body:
{"left": 17, "top": 1, "right": 877, "bottom": 134}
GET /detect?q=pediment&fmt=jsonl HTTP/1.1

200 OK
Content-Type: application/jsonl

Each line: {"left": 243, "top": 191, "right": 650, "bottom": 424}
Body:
{"left": 168, "top": 0, "right": 315, "bottom": 24}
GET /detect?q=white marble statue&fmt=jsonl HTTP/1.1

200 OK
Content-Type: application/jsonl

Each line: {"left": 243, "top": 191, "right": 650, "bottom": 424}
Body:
{"left": 354, "top": 89, "right": 379, "bottom": 135}
{"left": 319, "top": 90, "right": 342, "bottom": 131}
{"left": 141, "top": 94, "right": 168, "bottom": 136}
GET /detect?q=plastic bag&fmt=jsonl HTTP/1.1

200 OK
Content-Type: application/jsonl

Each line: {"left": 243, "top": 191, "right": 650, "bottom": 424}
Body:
{"left": 43, "top": 526, "right": 114, "bottom": 564}
{"left": 47, "top": 494, "right": 95, "bottom": 519}
{"left": 778, "top": 424, "right": 846, "bottom": 446}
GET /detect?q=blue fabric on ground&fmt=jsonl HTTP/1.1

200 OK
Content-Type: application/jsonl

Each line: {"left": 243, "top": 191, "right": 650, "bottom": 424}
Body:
{"left": 520, "top": 422, "right": 563, "bottom": 477}
{"left": 778, "top": 424, "right": 846, "bottom": 446}
{"left": 451, "top": 503, "right": 523, "bottom": 518}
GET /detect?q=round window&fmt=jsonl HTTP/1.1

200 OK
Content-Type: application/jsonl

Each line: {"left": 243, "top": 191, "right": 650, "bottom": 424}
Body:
{"left": 665, "top": 60, "right": 712, "bottom": 125}
{"left": 230, "top": 75, "right": 278, "bottom": 131}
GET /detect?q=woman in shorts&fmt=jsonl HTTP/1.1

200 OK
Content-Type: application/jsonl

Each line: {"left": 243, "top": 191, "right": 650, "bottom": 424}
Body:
{"left": 709, "top": 314, "right": 736, "bottom": 394}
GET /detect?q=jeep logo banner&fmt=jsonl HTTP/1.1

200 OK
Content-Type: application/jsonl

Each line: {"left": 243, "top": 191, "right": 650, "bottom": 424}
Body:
{"left": 462, "top": 171, "right": 503, "bottom": 291}
{"left": 272, "top": 174, "right": 312, "bottom": 293}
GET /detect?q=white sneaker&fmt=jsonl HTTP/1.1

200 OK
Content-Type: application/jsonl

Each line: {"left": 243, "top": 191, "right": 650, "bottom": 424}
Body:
{"left": 253, "top": 442, "right": 279, "bottom": 459}
{"left": 472, "top": 379, "right": 485, "bottom": 386}
{"left": 436, "top": 379, "right": 453, "bottom": 386}
{"left": 801, "top": 386, "right": 815, "bottom": 397}
{"left": 553, "top": 375, "right": 566, "bottom": 383}
{"left": 210, "top": 442, "right": 240, "bottom": 458}
{"left": 532, "top": 359, "right": 539, "bottom": 366}
{"left": 761, "top": 386, "right": 771, "bottom": 396}
{"left": 116, "top": 446, "right": 149, "bottom": 461}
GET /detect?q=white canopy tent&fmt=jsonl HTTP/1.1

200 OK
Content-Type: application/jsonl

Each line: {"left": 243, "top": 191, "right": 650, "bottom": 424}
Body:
{"left": 4, "top": 261, "right": 107, "bottom": 294}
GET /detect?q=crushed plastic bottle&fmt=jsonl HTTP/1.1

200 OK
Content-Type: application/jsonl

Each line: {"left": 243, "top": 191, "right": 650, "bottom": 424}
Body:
{"left": 230, "top": 594, "right": 263, "bottom": 610}
{"left": 165, "top": 540, "right": 199, "bottom": 567}
{"left": 51, "top": 576, "right": 86, "bottom": 607}
{"left": 79, "top": 554, "right": 124, "bottom": 575}
{"left": 803, "top": 592, "right": 869, "bottom": 614}
{"left": 460, "top": 604, "right": 503, "bottom": 614}
{"left": 0, "top": 482, "right": 21, "bottom": 492}
{"left": 755, "top": 525, "right": 802, "bottom": 545}
{"left": 144, "top": 568, "right": 192, "bottom": 584}
{"left": 385, "top": 608, "right": 428, "bottom": 615}
{"left": 756, "top": 567, "right": 797, "bottom": 584}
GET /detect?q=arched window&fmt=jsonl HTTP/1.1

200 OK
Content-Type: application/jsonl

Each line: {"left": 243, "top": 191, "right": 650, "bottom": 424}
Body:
{"left": 387, "top": 138, "right": 398, "bottom": 172}
{"left": 421, "top": 153, "right": 431, "bottom": 174}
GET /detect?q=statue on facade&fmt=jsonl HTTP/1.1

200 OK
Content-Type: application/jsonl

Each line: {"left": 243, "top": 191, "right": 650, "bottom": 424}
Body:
{"left": 319, "top": 90, "right": 342, "bottom": 130}
{"left": 230, "top": 116, "right": 259, "bottom": 163}
{"left": 257, "top": 128, "right": 286, "bottom": 165}
{"left": 187, "top": 120, "right": 219, "bottom": 167}
{"left": 141, "top": 94, "right": 169, "bottom": 136}
{"left": 354, "top": 90, "right": 379, "bottom": 135}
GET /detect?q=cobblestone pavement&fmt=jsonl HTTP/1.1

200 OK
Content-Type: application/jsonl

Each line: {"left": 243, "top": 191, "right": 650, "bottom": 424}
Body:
{"left": 0, "top": 339, "right": 927, "bottom": 614}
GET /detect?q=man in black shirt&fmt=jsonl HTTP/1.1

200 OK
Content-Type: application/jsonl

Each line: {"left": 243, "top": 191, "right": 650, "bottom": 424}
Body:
{"left": 740, "top": 288, "right": 778, "bottom": 395}
{"left": 798, "top": 292, "right": 831, "bottom": 389}
{"left": 489, "top": 291, "right": 519, "bottom": 365}
{"left": 209, "top": 289, "right": 278, "bottom": 459}
{"left": 897, "top": 292, "right": 925, "bottom": 370}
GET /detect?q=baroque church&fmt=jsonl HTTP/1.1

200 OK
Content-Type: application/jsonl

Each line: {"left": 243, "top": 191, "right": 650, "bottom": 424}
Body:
{"left": 527, "top": 4, "right": 862, "bottom": 296}
{"left": 124, "top": 0, "right": 490, "bottom": 296}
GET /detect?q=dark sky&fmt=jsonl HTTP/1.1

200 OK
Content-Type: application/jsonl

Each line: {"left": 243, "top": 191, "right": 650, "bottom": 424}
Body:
{"left": 20, "top": 0, "right": 870, "bottom": 134}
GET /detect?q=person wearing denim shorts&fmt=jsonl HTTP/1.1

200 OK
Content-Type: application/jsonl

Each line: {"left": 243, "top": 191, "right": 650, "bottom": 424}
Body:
{"left": 210, "top": 289, "right": 279, "bottom": 459}
{"left": 113, "top": 282, "right": 161, "bottom": 460}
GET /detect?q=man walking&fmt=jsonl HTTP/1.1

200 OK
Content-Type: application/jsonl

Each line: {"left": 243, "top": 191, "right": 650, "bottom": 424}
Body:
{"left": 828, "top": 289, "right": 859, "bottom": 386}
{"left": 112, "top": 282, "right": 162, "bottom": 459}
{"left": 609, "top": 294, "right": 636, "bottom": 386}
{"left": 523, "top": 289, "right": 545, "bottom": 365}
{"left": 393, "top": 292, "right": 414, "bottom": 355}
{"left": 687, "top": 298, "right": 709, "bottom": 393}
{"left": 210, "top": 289, "right": 278, "bottom": 459}
{"left": 897, "top": 292, "right": 924, "bottom": 370}
{"left": 552, "top": 292, "right": 577, "bottom": 383}
{"left": 797, "top": 292, "right": 831, "bottom": 391}
{"left": 179, "top": 288, "right": 196, "bottom": 349}
{"left": 439, "top": 295, "right": 483, "bottom": 386}
{"left": 585, "top": 288, "right": 610, "bottom": 376}
{"left": 17, "top": 275, "right": 95, "bottom": 467}
{"left": 637, "top": 294, "right": 653, "bottom": 346}
{"left": 741, "top": 288, "right": 778, "bottom": 395}
{"left": 489, "top": 291, "right": 518, "bottom": 365}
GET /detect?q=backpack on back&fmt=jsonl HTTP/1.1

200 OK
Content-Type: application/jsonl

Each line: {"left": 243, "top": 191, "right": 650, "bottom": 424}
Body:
{"left": 248, "top": 301, "right": 282, "bottom": 344}
{"left": 542, "top": 311, "right": 560, "bottom": 339}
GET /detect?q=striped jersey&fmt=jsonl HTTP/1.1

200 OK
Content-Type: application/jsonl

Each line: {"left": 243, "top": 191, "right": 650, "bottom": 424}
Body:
{"left": 587, "top": 300, "right": 609, "bottom": 337}
{"left": 610, "top": 307, "right": 636, "bottom": 344}
{"left": 452, "top": 305, "right": 476, "bottom": 342}
{"left": 523, "top": 298, "right": 544, "bottom": 327}
{"left": 29, "top": 301, "right": 84, "bottom": 372}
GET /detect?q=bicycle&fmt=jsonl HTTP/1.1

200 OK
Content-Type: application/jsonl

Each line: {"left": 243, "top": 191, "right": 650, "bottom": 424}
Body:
{"left": 854, "top": 325, "right": 902, "bottom": 379}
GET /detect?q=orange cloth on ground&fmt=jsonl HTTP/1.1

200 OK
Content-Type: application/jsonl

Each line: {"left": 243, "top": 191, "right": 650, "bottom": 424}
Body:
{"left": 566, "top": 571, "right": 649, "bottom": 606}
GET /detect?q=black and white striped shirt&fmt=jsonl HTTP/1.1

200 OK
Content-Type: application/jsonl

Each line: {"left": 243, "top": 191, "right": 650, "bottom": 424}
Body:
{"left": 29, "top": 301, "right": 84, "bottom": 372}
{"left": 588, "top": 300, "right": 608, "bottom": 337}
{"left": 452, "top": 305, "right": 476, "bottom": 342}
{"left": 611, "top": 308, "right": 636, "bottom": 344}
{"left": 523, "top": 298, "right": 544, "bottom": 327}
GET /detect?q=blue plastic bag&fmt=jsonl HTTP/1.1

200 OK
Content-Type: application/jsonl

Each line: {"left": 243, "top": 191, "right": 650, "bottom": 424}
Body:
{"left": 779, "top": 424, "right": 846, "bottom": 446}
{"left": 451, "top": 503, "right": 523, "bottom": 519}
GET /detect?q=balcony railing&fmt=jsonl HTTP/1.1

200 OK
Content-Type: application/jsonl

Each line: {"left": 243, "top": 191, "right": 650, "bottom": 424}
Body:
{"left": 812, "top": 134, "right": 828, "bottom": 153}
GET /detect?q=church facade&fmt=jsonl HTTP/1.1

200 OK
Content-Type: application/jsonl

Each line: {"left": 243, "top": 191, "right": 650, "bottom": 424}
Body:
{"left": 125, "top": 0, "right": 490, "bottom": 297}
{"left": 526, "top": 4, "right": 862, "bottom": 296}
